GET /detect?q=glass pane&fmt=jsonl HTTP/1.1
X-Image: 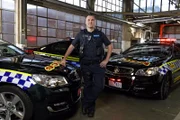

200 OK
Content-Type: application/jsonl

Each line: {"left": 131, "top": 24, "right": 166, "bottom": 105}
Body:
{"left": 133, "top": 0, "right": 139, "bottom": 12}
{"left": 107, "top": 22, "right": 110, "bottom": 28}
{"left": 147, "top": 0, "right": 153, "bottom": 12}
{"left": 73, "top": 23, "right": 80, "bottom": 31}
{"left": 115, "top": 24, "right": 119, "bottom": 30}
{"left": 57, "top": 29, "right": 66, "bottom": 38}
{"left": 66, "top": 13, "right": 73, "bottom": 21}
{"left": 37, "top": 37, "right": 47, "bottom": 46}
{"left": 38, "top": 17, "right": 47, "bottom": 27}
{"left": 38, "top": 6, "right": 47, "bottom": 17}
{"left": 66, "top": 22, "right": 73, "bottom": 30}
{"left": 2, "top": 34, "right": 14, "bottom": 44}
{"left": 58, "top": 11, "right": 65, "bottom": 20}
{"left": 27, "top": 15, "right": 37, "bottom": 25}
{"left": 102, "top": 21, "right": 106, "bottom": 27}
{"left": 2, "top": 23, "right": 14, "bottom": 34}
{"left": 66, "top": 31, "right": 73, "bottom": 37}
{"left": 2, "top": 10, "right": 14, "bottom": 22}
{"left": 154, "top": 0, "right": 161, "bottom": 12}
{"left": 111, "top": 24, "right": 114, "bottom": 29}
{"left": 48, "top": 19, "right": 57, "bottom": 28}
{"left": 97, "top": 20, "right": 102, "bottom": 27}
{"left": 2, "top": 0, "right": 14, "bottom": 10}
{"left": 38, "top": 27, "right": 47, "bottom": 36}
{"left": 48, "top": 9, "right": 57, "bottom": 19}
{"left": 140, "top": 0, "right": 146, "bottom": 12}
{"left": 162, "top": 3, "right": 169, "bottom": 11}
{"left": 81, "top": 1, "right": 86, "bottom": 8}
{"left": 111, "top": 30, "right": 114, "bottom": 37}
{"left": 27, "top": 4, "right": 37, "bottom": 15}
{"left": 106, "top": 29, "right": 110, "bottom": 35}
{"left": 27, "top": 36, "right": 37, "bottom": 46}
{"left": 74, "top": 0, "right": 80, "bottom": 6}
{"left": 80, "top": 16, "right": 85, "bottom": 23}
{"left": 170, "top": 2, "right": 176, "bottom": 10}
{"left": 102, "top": 28, "right": 105, "bottom": 33}
{"left": 27, "top": 25, "right": 37, "bottom": 36}
{"left": 58, "top": 20, "right": 65, "bottom": 29}
{"left": 48, "top": 28, "right": 56, "bottom": 37}
{"left": 74, "top": 15, "right": 80, "bottom": 23}
{"left": 0, "top": 0, "right": 2, "bottom": 8}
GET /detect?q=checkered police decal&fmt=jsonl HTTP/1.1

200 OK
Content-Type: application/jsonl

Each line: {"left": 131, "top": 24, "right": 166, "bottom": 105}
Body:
{"left": 159, "top": 66, "right": 169, "bottom": 75}
{"left": 67, "top": 61, "right": 80, "bottom": 68}
{"left": 159, "top": 60, "right": 180, "bottom": 75}
{"left": 0, "top": 69, "right": 36, "bottom": 90}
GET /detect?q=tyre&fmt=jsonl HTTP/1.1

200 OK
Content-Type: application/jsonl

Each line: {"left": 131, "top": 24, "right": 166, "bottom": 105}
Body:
{"left": 159, "top": 75, "right": 170, "bottom": 100}
{"left": 0, "top": 85, "right": 33, "bottom": 120}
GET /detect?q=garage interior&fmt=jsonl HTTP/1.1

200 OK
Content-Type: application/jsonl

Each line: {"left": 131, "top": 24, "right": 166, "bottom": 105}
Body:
{"left": 1, "top": 0, "right": 180, "bottom": 120}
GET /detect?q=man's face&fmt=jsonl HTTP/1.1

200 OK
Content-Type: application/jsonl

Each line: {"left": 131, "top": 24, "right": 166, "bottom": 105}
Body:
{"left": 85, "top": 15, "right": 96, "bottom": 29}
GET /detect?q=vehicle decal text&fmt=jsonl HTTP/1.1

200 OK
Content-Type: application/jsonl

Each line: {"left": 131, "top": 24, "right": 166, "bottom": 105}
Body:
{"left": 159, "top": 59, "right": 180, "bottom": 75}
{"left": 45, "top": 61, "right": 60, "bottom": 71}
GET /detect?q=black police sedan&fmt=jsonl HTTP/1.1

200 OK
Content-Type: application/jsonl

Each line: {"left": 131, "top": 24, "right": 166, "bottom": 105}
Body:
{"left": 0, "top": 39, "right": 81, "bottom": 120}
{"left": 105, "top": 38, "right": 180, "bottom": 100}
{"left": 24, "top": 39, "right": 118, "bottom": 68}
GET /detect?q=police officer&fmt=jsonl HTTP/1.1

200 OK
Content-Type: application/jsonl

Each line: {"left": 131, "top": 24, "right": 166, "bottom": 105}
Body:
{"left": 60, "top": 14, "right": 112, "bottom": 117}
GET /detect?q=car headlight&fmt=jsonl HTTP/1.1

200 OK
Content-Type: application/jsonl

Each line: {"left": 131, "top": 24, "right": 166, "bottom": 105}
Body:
{"left": 32, "top": 74, "right": 68, "bottom": 88}
{"left": 135, "top": 67, "right": 159, "bottom": 76}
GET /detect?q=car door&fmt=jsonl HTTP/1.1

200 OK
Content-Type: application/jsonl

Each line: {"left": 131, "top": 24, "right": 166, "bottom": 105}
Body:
{"left": 172, "top": 44, "right": 180, "bottom": 84}
{"left": 0, "top": 44, "right": 22, "bottom": 70}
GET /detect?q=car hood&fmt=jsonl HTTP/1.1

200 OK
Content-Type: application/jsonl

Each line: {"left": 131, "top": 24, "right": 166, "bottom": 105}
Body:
{"left": 109, "top": 54, "right": 168, "bottom": 67}
{"left": 0, "top": 54, "right": 77, "bottom": 76}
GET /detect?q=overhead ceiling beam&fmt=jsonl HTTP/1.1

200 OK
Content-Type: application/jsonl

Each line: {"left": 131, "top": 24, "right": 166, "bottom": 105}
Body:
{"left": 27, "top": 0, "right": 134, "bottom": 25}
{"left": 96, "top": 10, "right": 180, "bottom": 16}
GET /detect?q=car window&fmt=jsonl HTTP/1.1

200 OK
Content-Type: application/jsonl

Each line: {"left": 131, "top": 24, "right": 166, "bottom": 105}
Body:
{"left": 50, "top": 42, "right": 70, "bottom": 55}
{"left": 124, "top": 44, "right": 172, "bottom": 56}
{"left": 174, "top": 45, "right": 180, "bottom": 56}
{"left": 0, "top": 44, "right": 24, "bottom": 57}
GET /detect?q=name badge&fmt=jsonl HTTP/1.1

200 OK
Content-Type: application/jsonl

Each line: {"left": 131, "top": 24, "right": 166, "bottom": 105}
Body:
{"left": 93, "top": 34, "right": 100, "bottom": 37}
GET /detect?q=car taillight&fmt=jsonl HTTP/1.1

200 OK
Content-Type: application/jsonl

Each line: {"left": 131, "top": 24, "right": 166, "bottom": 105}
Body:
{"left": 25, "top": 49, "right": 34, "bottom": 54}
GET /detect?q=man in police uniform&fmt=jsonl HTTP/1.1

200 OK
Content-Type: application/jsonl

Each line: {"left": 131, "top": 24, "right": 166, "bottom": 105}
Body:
{"left": 60, "top": 14, "right": 112, "bottom": 117}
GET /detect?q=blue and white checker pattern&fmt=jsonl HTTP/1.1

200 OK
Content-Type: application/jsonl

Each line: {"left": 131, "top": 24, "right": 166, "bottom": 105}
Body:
{"left": 67, "top": 61, "right": 80, "bottom": 68}
{"left": 159, "top": 66, "right": 168, "bottom": 75}
{"left": 0, "top": 71, "right": 36, "bottom": 90}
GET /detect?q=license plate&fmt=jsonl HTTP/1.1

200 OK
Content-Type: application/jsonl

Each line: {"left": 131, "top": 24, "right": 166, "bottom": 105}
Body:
{"left": 108, "top": 81, "right": 122, "bottom": 88}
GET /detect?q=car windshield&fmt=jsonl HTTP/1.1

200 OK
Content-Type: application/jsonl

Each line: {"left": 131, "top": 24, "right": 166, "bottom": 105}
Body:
{"left": 0, "top": 43, "right": 25, "bottom": 57}
{"left": 123, "top": 44, "right": 172, "bottom": 56}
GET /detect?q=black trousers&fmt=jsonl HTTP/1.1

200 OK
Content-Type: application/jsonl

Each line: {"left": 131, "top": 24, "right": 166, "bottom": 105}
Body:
{"left": 81, "top": 62, "right": 105, "bottom": 112}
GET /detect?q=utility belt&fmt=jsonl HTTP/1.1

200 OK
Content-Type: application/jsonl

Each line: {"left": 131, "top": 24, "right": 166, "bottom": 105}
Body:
{"left": 80, "top": 59, "right": 101, "bottom": 66}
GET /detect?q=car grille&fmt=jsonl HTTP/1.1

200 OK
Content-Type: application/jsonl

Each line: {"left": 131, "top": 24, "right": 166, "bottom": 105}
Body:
{"left": 106, "top": 65, "right": 134, "bottom": 75}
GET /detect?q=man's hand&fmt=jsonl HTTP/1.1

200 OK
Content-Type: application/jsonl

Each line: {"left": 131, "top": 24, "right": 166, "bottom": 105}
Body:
{"left": 100, "top": 60, "right": 108, "bottom": 68}
{"left": 60, "top": 58, "right": 66, "bottom": 66}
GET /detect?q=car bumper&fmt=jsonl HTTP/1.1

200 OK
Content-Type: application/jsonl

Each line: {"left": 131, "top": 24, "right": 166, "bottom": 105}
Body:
{"left": 105, "top": 74, "right": 162, "bottom": 96}
{"left": 27, "top": 81, "right": 81, "bottom": 119}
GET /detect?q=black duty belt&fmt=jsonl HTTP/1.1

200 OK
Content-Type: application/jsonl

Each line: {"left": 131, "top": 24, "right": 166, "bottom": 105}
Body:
{"left": 81, "top": 59, "right": 100, "bottom": 65}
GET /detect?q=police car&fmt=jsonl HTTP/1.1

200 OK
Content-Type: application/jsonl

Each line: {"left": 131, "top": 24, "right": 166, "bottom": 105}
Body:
{"left": 24, "top": 39, "right": 118, "bottom": 68}
{"left": 0, "top": 39, "right": 81, "bottom": 120}
{"left": 105, "top": 38, "right": 180, "bottom": 100}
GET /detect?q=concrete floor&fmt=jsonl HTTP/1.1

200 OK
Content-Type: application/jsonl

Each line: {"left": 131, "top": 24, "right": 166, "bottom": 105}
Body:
{"left": 49, "top": 86, "right": 180, "bottom": 120}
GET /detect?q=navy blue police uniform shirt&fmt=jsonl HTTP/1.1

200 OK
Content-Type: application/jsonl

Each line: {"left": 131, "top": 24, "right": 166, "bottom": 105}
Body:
{"left": 71, "top": 29, "right": 111, "bottom": 60}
